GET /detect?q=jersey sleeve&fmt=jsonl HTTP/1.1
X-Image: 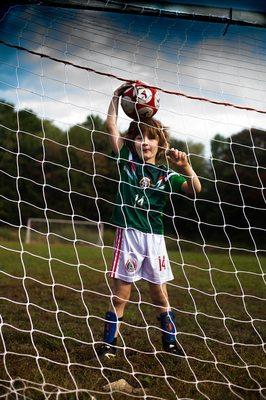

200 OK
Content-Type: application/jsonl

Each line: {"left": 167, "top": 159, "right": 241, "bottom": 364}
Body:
{"left": 166, "top": 172, "right": 187, "bottom": 193}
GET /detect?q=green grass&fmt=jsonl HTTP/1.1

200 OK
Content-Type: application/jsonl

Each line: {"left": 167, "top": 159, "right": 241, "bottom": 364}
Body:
{"left": 0, "top": 240, "right": 265, "bottom": 400}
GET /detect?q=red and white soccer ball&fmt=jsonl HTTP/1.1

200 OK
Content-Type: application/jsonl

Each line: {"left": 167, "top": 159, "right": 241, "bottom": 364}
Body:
{"left": 121, "top": 81, "right": 160, "bottom": 120}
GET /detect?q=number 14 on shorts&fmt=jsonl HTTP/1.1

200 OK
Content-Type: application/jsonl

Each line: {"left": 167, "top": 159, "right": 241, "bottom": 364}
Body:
{"left": 158, "top": 255, "right": 166, "bottom": 271}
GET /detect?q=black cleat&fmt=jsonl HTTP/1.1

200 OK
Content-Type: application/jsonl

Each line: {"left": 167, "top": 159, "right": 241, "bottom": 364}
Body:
{"left": 162, "top": 339, "right": 185, "bottom": 357}
{"left": 92, "top": 340, "right": 117, "bottom": 360}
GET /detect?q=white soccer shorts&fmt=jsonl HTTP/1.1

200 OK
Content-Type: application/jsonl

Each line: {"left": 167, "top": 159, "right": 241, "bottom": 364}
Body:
{"left": 110, "top": 227, "right": 174, "bottom": 284}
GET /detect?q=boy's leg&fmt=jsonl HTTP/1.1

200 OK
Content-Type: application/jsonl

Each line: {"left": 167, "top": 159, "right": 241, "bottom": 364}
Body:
{"left": 104, "top": 227, "right": 144, "bottom": 344}
{"left": 93, "top": 279, "right": 131, "bottom": 359}
{"left": 149, "top": 282, "right": 175, "bottom": 343}
{"left": 104, "top": 278, "right": 132, "bottom": 344}
{"left": 149, "top": 283, "right": 184, "bottom": 357}
{"left": 149, "top": 282, "right": 170, "bottom": 312}
{"left": 94, "top": 227, "right": 142, "bottom": 359}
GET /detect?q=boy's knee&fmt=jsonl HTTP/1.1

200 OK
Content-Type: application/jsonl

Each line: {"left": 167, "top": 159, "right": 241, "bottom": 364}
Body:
{"left": 112, "top": 293, "right": 130, "bottom": 308}
{"left": 111, "top": 280, "right": 131, "bottom": 308}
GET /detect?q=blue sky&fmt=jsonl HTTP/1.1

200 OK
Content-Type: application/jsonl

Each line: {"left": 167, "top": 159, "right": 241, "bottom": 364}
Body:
{"left": 0, "top": 3, "right": 265, "bottom": 152}
{"left": 166, "top": 0, "right": 266, "bottom": 12}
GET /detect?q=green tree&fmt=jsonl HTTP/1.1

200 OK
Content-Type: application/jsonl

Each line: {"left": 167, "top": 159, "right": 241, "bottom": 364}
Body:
{"left": 0, "top": 102, "right": 67, "bottom": 225}
{"left": 2, "top": 99, "right": 263, "bottom": 248}
{"left": 207, "top": 129, "right": 266, "bottom": 248}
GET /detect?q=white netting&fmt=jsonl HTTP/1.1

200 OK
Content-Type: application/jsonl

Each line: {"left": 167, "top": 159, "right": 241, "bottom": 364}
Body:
{"left": 0, "top": 2, "right": 265, "bottom": 399}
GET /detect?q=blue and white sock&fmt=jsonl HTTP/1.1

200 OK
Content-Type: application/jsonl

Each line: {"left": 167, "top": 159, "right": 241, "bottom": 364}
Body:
{"left": 158, "top": 310, "right": 177, "bottom": 343}
{"left": 103, "top": 311, "right": 122, "bottom": 345}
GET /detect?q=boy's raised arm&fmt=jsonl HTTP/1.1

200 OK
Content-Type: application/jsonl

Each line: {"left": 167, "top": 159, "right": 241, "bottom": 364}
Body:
{"left": 106, "top": 83, "right": 131, "bottom": 154}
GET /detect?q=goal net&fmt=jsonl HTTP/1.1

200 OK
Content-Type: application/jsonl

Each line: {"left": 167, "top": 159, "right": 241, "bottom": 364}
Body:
{"left": 0, "top": 1, "right": 265, "bottom": 399}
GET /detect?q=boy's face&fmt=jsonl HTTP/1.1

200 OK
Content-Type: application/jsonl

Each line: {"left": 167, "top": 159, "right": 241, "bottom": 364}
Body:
{"left": 134, "top": 132, "right": 159, "bottom": 164}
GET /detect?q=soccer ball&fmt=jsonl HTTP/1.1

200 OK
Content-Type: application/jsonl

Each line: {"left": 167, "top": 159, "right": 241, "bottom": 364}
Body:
{"left": 121, "top": 81, "right": 160, "bottom": 120}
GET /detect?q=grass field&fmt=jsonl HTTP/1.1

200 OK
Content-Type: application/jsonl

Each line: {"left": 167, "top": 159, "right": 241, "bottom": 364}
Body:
{"left": 0, "top": 240, "right": 265, "bottom": 400}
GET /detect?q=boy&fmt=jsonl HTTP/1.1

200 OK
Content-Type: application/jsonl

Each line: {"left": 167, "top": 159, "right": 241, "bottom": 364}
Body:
{"left": 95, "top": 83, "right": 201, "bottom": 360}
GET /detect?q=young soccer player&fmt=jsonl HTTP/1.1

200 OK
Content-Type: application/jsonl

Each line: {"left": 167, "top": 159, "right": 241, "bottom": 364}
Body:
{"left": 95, "top": 83, "right": 201, "bottom": 360}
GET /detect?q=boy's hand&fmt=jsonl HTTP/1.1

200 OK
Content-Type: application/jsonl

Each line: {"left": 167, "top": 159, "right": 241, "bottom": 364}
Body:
{"left": 166, "top": 148, "right": 190, "bottom": 169}
{"left": 114, "top": 82, "right": 132, "bottom": 97}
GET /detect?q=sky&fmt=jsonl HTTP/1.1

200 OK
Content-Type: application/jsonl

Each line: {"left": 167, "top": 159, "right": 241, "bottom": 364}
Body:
{"left": 0, "top": 3, "right": 265, "bottom": 154}
{"left": 166, "top": 0, "right": 266, "bottom": 12}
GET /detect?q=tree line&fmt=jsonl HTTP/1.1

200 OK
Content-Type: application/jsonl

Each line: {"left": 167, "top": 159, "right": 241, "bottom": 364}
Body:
{"left": 0, "top": 100, "right": 265, "bottom": 249}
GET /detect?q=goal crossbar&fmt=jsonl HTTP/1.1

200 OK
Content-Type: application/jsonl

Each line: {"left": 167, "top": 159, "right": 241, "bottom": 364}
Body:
{"left": 11, "top": 0, "right": 266, "bottom": 28}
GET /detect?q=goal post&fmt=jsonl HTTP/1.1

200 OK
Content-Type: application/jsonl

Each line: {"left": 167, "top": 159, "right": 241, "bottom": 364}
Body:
{"left": 25, "top": 218, "right": 104, "bottom": 246}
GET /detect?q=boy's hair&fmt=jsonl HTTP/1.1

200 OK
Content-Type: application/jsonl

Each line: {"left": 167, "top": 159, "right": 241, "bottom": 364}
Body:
{"left": 124, "top": 118, "right": 169, "bottom": 161}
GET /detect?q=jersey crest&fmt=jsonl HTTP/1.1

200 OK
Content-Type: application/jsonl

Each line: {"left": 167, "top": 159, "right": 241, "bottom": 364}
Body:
{"left": 139, "top": 177, "right": 151, "bottom": 188}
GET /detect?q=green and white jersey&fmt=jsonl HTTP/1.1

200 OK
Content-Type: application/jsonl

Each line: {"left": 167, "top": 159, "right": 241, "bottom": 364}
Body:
{"left": 111, "top": 145, "right": 186, "bottom": 234}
